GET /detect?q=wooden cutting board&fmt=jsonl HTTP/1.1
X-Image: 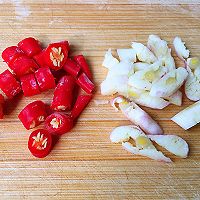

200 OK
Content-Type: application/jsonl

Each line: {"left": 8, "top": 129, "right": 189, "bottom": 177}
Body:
{"left": 0, "top": 1, "right": 200, "bottom": 199}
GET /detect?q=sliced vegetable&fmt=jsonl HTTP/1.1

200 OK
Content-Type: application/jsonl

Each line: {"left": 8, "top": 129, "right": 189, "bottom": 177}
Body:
{"left": 18, "top": 37, "right": 42, "bottom": 57}
{"left": 71, "top": 94, "right": 92, "bottom": 119}
{"left": 117, "top": 49, "right": 136, "bottom": 62}
{"left": 110, "top": 125, "right": 171, "bottom": 162}
{"left": 107, "top": 61, "right": 133, "bottom": 79}
{"left": 33, "top": 50, "right": 46, "bottom": 68}
{"left": 185, "top": 58, "right": 200, "bottom": 101}
{"left": 102, "top": 48, "right": 119, "bottom": 69}
{"left": 164, "top": 90, "right": 182, "bottom": 106}
{"left": 148, "top": 135, "right": 189, "bottom": 158}
{"left": 2, "top": 46, "right": 24, "bottom": 64}
{"left": 131, "top": 42, "right": 157, "bottom": 64}
{"left": 35, "top": 67, "right": 56, "bottom": 91}
{"left": 173, "top": 36, "right": 190, "bottom": 60}
{"left": 45, "top": 113, "right": 74, "bottom": 135}
{"left": 147, "top": 34, "right": 168, "bottom": 58}
{"left": 44, "top": 41, "right": 69, "bottom": 70}
{"left": 111, "top": 96, "right": 163, "bottom": 135}
{"left": 0, "top": 104, "right": 4, "bottom": 119}
{"left": 127, "top": 89, "right": 170, "bottom": 109}
{"left": 171, "top": 100, "right": 200, "bottom": 130}
{"left": 101, "top": 75, "right": 128, "bottom": 96}
{"left": 76, "top": 72, "right": 95, "bottom": 94}
{"left": 74, "top": 55, "right": 92, "bottom": 80}
{"left": 128, "top": 60, "right": 167, "bottom": 91}
{"left": 150, "top": 67, "right": 188, "bottom": 98}
{"left": 51, "top": 75, "right": 75, "bottom": 111}
{"left": 63, "top": 58, "right": 81, "bottom": 77}
{"left": 8, "top": 56, "right": 39, "bottom": 78}
{"left": 28, "top": 129, "right": 52, "bottom": 158}
{"left": 20, "top": 73, "right": 41, "bottom": 97}
{"left": 18, "top": 100, "right": 47, "bottom": 130}
{"left": 0, "top": 70, "right": 21, "bottom": 99}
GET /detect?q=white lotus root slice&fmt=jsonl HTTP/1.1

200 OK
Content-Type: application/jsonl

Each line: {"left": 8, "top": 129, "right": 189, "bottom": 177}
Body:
{"left": 106, "top": 61, "right": 134, "bottom": 79}
{"left": 111, "top": 96, "right": 163, "bottom": 135}
{"left": 173, "top": 36, "right": 190, "bottom": 60}
{"left": 148, "top": 135, "right": 189, "bottom": 158}
{"left": 117, "top": 49, "right": 137, "bottom": 62}
{"left": 102, "top": 48, "right": 119, "bottom": 69}
{"left": 164, "top": 90, "right": 182, "bottom": 106}
{"left": 128, "top": 60, "right": 168, "bottom": 91}
{"left": 150, "top": 67, "right": 188, "bottom": 98}
{"left": 131, "top": 42, "right": 157, "bottom": 64}
{"left": 110, "top": 125, "right": 171, "bottom": 162}
{"left": 171, "top": 100, "right": 200, "bottom": 130}
{"left": 147, "top": 34, "right": 169, "bottom": 58}
{"left": 100, "top": 75, "right": 128, "bottom": 96}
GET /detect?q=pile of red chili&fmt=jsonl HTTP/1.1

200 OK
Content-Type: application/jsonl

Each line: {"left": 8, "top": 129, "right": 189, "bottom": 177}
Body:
{"left": 0, "top": 37, "right": 95, "bottom": 158}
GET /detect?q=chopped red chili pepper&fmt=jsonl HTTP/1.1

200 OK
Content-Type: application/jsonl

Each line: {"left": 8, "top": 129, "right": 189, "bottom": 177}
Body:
{"left": 18, "top": 100, "right": 47, "bottom": 130}
{"left": 74, "top": 55, "right": 92, "bottom": 80}
{"left": 28, "top": 129, "right": 52, "bottom": 158}
{"left": 8, "top": 56, "right": 39, "bottom": 78}
{"left": 0, "top": 70, "right": 21, "bottom": 99}
{"left": 35, "top": 67, "right": 55, "bottom": 92}
{"left": 76, "top": 72, "right": 95, "bottom": 94}
{"left": 20, "top": 73, "right": 41, "bottom": 97}
{"left": 0, "top": 104, "right": 4, "bottom": 119}
{"left": 71, "top": 94, "right": 92, "bottom": 119}
{"left": 0, "top": 94, "right": 4, "bottom": 104}
{"left": 44, "top": 41, "right": 69, "bottom": 70}
{"left": 45, "top": 112, "right": 74, "bottom": 135}
{"left": 2, "top": 46, "right": 24, "bottom": 64}
{"left": 51, "top": 75, "right": 75, "bottom": 111}
{"left": 63, "top": 58, "right": 81, "bottom": 77}
{"left": 33, "top": 50, "right": 47, "bottom": 68}
{"left": 18, "top": 37, "right": 42, "bottom": 57}
{"left": 51, "top": 69, "right": 67, "bottom": 83}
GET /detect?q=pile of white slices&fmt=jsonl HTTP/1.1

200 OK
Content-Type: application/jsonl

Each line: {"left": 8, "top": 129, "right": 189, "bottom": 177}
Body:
{"left": 101, "top": 34, "right": 200, "bottom": 162}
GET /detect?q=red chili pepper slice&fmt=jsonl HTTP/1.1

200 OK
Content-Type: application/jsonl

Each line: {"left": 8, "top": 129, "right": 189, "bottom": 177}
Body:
{"left": 76, "top": 72, "right": 95, "bottom": 94}
{"left": 8, "top": 56, "right": 39, "bottom": 78}
{"left": 74, "top": 55, "right": 92, "bottom": 80}
{"left": 51, "top": 75, "right": 75, "bottom": 111}
{"left": 33, "top": 50, "right": 47, "bottom": 68}
{"left": 71, "top": 95, "right": 92, "bottom": 119}
{"left": 0, "top": 104, "right": 4, "bottom": 119}
{"left": 35, "top": 67, "right": 55, "bottom": 92}
{"left": 28, "top": 129, "right": 52, "bottom": 158}
{"left": 20, "top": 73, "right": 41, "bottom": 97}
{"left": 45, "top": 113, "right": 74, "bottom": 135}
{"left": 44, "top": 41, "right": 69, "bottom": 70}
{"left": 2, "top": 46, "right": 24, "bottom": 64}
{"left": 18, "top": 37, "right": 42, "bottom": 57}
{"left": 63, "top": 58, "right": 81, "bottom": 77}
{"left": 18, "top": 100, "right": 47, "bottom": 130}
{"left": 0, "top": 94, "right": 4, "bottom": 104}
{"left": 0, "top": 70, "right": 21, "bottom": 99}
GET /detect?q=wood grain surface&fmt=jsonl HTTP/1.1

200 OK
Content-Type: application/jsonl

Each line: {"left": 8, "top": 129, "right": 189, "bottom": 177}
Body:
{"left": 0, "top": 0, "right": 200, "bottom": 199}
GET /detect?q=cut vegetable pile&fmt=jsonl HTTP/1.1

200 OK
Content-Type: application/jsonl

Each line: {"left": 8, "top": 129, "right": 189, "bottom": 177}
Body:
{"left": 101, "top": 34, "right": 200, "bottom": 162}
{"left": 0, "top": 37, "right": 95, "bottom": 158}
